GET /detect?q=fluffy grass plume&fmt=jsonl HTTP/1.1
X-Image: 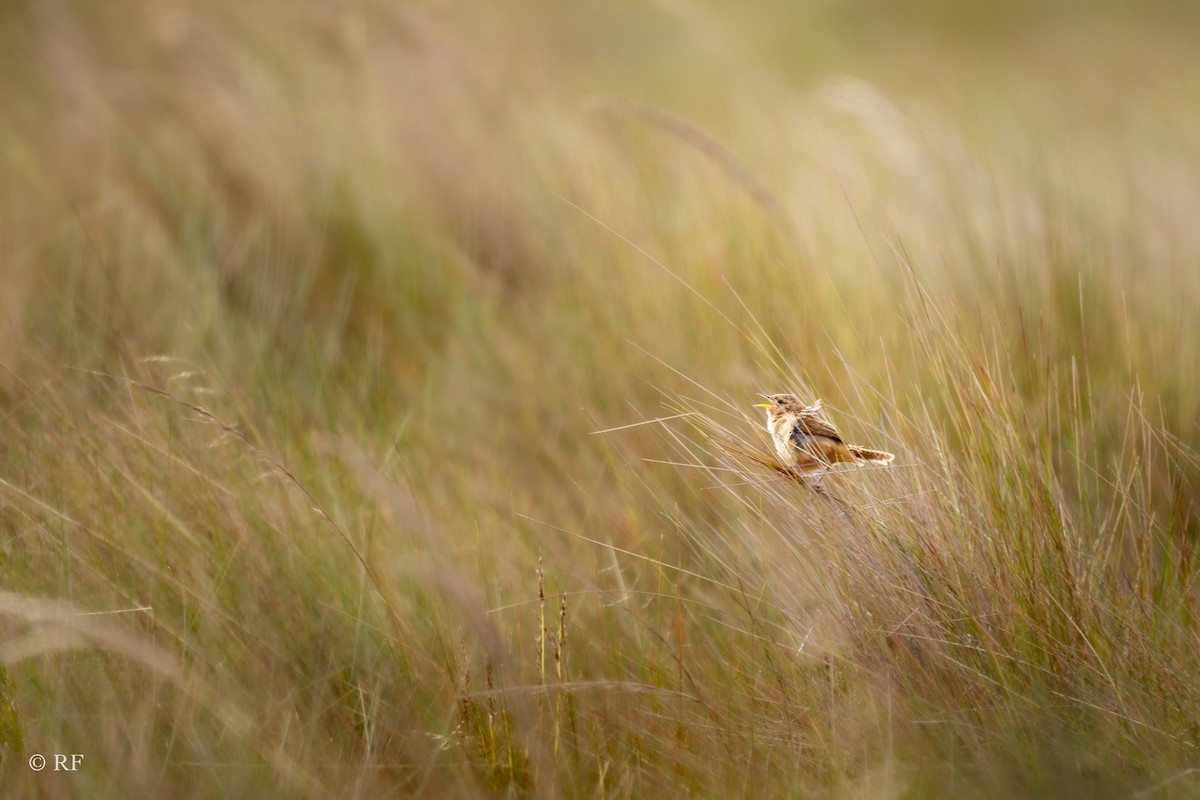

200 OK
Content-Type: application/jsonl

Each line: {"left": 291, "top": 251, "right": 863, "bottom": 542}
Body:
{"left": 1, "top": 1, "right": 1198, "bottom": 797}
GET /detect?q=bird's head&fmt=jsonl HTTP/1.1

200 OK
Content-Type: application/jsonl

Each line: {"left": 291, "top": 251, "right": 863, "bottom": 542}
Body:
{"left": 754, "top": 393, "right": 820, "bottom": 416}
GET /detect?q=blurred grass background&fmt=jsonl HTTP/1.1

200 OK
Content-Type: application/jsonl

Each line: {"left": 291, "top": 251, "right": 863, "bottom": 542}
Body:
{"left": 1, "top": 1, "right": 1199, "bottom": 797}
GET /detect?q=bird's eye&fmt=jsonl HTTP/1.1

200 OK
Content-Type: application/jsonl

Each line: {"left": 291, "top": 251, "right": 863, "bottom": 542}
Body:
{"left": 775, "top": 398, "right": 783, "bottom": 405}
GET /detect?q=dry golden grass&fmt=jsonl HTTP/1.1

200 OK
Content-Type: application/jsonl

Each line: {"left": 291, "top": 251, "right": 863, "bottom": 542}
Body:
{"left": 1, "top": 1, "right": 1198, "bottom": 797}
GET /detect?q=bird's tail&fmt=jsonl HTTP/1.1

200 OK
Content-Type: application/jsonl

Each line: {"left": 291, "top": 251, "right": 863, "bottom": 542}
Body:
{"left": 849, "top": 446, "right": 894, "bottom": 465}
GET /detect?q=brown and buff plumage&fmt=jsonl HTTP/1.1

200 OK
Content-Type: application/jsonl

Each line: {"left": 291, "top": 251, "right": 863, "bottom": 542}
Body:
{"left": 755, "top": 393, "right": 894, "bottom": 476}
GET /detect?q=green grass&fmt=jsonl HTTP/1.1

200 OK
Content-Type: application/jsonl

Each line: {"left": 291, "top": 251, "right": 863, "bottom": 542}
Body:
{"left": 1, "top": 1, "right": 1198, "bottom": 797}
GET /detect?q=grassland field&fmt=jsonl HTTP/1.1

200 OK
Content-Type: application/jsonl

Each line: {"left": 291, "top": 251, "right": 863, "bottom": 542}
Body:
{"left": 1, "top": 1, "right": 1199, "bottom": 797}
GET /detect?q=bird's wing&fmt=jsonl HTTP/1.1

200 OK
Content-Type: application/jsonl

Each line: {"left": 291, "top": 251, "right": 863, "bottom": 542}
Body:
{"left": 794, "top": 413, "right": 842, "bottom": 443}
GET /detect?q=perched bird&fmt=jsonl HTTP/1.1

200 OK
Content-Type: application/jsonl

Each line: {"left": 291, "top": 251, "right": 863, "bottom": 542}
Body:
{"left": 755, "top": 393, "right": 894, "bottom": 478}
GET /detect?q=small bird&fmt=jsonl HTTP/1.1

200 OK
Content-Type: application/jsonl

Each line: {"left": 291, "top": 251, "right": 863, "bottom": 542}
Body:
{"left": 755, "top": 393, "right": 894, "bottom": 479}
